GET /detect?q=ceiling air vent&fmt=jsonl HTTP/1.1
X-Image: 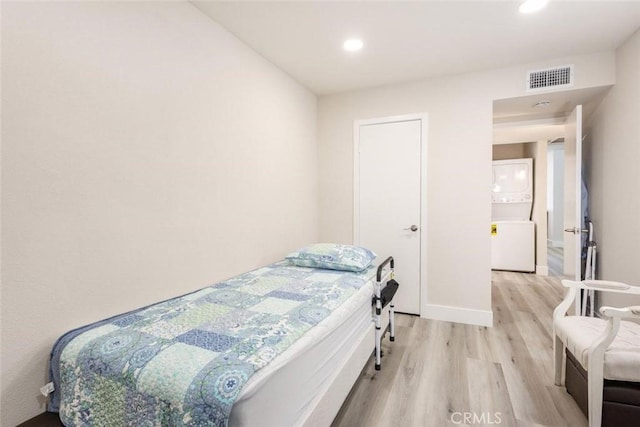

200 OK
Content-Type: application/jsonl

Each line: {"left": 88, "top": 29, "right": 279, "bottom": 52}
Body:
{"left": 526, "top": 65, "right": 573, "bottom": 92}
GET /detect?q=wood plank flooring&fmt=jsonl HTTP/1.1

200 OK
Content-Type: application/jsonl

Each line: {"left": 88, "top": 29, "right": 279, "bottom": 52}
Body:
{"left": 332, "top": 271, "right": 587, "bottom": 427}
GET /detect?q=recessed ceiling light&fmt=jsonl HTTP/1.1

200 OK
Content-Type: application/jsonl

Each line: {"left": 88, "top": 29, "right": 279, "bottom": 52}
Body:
{"left": 534, "top": 100, "right": 552, "bottom": 108}
{"left": 519, "top": 0, "right": 549, "bottom": 14}
{"left": 343, "top": 39, "right": 363, "bottom": 52}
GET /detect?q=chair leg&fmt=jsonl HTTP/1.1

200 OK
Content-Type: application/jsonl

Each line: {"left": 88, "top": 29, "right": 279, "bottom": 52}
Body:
{"left": 554, "top": 335, "right": 565, "bottom": 386}
{"left": 587, "top": 368, "right": 604, "bottom": 427}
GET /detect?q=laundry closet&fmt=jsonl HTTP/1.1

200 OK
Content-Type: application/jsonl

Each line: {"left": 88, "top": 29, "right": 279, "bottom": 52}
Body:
{"left": 491, "top": 157, "right": 535, "bottom": 272}
{"left": 491, "top": 142, "right": 548, "bottom": 274}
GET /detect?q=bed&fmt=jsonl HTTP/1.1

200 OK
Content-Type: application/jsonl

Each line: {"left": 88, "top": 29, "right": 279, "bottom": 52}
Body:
{"left": 46, "top": 244, "right": 398, "bottom": 426}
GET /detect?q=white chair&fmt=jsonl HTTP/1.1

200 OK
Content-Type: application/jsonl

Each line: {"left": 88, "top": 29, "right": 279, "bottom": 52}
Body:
{"left": 553, "top": 279, "right": 640, "bottom": 427}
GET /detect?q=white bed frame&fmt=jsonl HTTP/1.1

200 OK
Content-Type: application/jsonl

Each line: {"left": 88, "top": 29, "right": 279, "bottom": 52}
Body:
{"left": 302, "top": 309, "right": 391, "bottom": 426}
{"left": 302, "top": 258, "right": 396, "bottom": 426}
{"left": 224, "top": 258, "right": 398, "bottom": 427}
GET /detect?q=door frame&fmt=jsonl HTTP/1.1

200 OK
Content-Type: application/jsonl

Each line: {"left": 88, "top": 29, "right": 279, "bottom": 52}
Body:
{"left": 563, "top": 105, "right": 583, "bottom": 281}
{"left": 353, "top": 113, "right": 428, "bottom": 315}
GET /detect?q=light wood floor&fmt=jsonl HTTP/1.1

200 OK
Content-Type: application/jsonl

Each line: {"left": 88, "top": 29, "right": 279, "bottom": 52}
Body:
{"left": 332, "top": 271, "right": 587, "bottom": 427}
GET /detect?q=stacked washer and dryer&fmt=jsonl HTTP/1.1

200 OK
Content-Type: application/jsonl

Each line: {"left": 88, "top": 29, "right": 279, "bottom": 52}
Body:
{"left": 491, "top": 158, "right": 535, "bottom": 272}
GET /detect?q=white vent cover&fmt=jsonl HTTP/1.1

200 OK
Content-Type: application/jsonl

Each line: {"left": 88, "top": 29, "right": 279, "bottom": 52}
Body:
{"left": 526, "top": 65, "right": 573, "bottom": 91}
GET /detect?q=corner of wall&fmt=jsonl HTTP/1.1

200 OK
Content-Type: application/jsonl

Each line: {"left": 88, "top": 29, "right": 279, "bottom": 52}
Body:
{"left": 586, "top": 26, "right": 640, "bottom": 309}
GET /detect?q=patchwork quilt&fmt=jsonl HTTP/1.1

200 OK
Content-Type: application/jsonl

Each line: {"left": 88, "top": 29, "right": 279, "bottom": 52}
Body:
{"left": 49, "top": 261, "right": 375, "bottom": 426}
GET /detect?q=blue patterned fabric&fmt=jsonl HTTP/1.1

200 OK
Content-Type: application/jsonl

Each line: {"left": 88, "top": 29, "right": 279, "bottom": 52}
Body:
{"left": 286, "top": 243, "right": 377, "bottom": 272}
{"left": 49, "top": 261, "right": 375, "bottom": 426}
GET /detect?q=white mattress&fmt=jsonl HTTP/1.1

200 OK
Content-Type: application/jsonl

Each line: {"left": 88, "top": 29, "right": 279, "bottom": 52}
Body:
{"left": 229, "top": 279, "right": 375, "bottom": 426}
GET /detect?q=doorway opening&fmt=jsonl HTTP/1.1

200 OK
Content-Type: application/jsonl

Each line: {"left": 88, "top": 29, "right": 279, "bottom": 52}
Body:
{"left": 491, "top": 86, "right": 610, "bottom": 279}
{"left": 547, "top": 139, "right": 565, "bottom": 276}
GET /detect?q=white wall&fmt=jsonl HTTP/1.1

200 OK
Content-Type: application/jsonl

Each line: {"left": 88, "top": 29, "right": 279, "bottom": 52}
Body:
{"left": 587, "top": 29, "right": 640, "bottom": 306}
{"left": 318, "top": 51, "right": 615, "bottom": 326}
{"left": 0, "top": 2, "right": 317, "bottom": 425}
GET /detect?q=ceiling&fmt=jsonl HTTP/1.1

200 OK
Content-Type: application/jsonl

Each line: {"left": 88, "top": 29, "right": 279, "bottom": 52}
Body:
{"left": 493, "top": 86, "right": 610, "bottom": 123}
{"left": 193, "top": 1, "right": 640, "bottom": 96}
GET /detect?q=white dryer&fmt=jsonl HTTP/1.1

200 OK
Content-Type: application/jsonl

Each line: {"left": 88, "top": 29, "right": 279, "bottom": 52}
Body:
{"left": 491, "top": 158, "right": 535, "bottom": 272}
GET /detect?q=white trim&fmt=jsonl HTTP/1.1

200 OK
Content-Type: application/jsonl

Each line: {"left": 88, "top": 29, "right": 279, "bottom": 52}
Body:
{"left": 422, "top": 303, "right": 494, "bottom": 327}
{"left": 353, "top": 113, "right": 428, "bottom": 317}
{"left": 573, "top": 105, "right": 583, "bottom": 282}
{"left": 536, "top": 265, "right": 549, "bottom": 276}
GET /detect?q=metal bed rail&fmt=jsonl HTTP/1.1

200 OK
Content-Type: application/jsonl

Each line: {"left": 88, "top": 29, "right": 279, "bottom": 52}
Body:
{"left": 373, "top": 256, "right": 399, "bottom": 370}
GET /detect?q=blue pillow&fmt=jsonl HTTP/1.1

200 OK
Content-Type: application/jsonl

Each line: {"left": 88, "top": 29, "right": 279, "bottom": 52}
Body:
{"left": 286, "top": 243, "right": 377, "bottom": 272}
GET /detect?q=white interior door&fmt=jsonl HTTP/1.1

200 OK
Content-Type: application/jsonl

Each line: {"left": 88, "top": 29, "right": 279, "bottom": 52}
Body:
{"left": 563, "top": 105, "right": 583, "bottom": 281}
{"left": 355, "top": 116, "right": 425, "bottom": 315}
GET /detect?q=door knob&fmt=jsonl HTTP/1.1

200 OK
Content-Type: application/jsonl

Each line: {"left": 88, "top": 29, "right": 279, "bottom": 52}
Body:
{"left": 564, "top": 227, "right": 588, "bottom": 234}
{"left": 404, "top": 225, "right": 419, "bottom": 232}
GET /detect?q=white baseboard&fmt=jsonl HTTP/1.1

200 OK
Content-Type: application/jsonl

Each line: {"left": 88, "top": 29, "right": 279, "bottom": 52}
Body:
{"left": 536, "top": 265, "right": 549, "bottom": 276}
{"left": 421, "top": 304, "right": 493, "bottom": 327}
